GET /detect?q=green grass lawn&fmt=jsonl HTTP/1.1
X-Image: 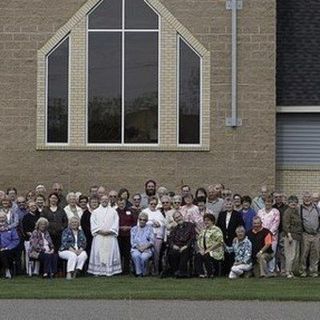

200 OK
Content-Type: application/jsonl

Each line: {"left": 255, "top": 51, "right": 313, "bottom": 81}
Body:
{"left": 0, "top": 276, "right": 319, "bottom": 301}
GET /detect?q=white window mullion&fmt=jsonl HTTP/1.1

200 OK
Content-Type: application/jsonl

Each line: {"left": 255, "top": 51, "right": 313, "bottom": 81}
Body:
{"left": 121, "top": 0, "right": 125, "bottom": 144}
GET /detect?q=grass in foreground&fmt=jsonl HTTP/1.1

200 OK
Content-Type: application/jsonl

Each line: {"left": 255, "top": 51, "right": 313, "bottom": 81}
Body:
{"left": 0, "top": 276, "right": 319, "bottom": 301}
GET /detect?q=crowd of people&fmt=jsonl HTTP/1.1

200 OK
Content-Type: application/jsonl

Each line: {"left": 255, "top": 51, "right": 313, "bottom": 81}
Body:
{"left": 0, "top": 181, "right": 319, "bottom": 280}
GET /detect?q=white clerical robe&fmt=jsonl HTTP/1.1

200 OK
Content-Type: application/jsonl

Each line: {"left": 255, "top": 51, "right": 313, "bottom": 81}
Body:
{"left": 87, "top": 205, "right": 122, "bottom": 276}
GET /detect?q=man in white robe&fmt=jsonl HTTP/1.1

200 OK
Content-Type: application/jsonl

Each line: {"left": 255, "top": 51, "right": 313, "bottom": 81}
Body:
{"left": 88, "top": 195, "right": 122, "bottom": 276}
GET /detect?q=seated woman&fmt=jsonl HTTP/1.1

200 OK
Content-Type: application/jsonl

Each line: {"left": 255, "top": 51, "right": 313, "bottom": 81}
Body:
{"left": 195, "top": 214, "right": 224, "bottom": 278}
{"left": 130, "top": 212, "right": 154, "bottom": 277}
{"left": 142, "top": 196, "right": 165, "bottom": 275}
{"left": 226, "top": 226, "right": 252, "bottom": 279}
{"left": 59, "top": 216, "right": 88, "bottom": 280}
{"left": 0, "top": 212, "right": 20, "bottom": 279}
{"left": 29, "top": 217, "right": 58, "bottom": 278}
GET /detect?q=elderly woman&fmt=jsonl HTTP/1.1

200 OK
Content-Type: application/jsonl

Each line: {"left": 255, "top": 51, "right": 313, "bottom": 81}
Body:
{"left": 257, "top": 194, "right": 280, "bottom": 274}
{"left": 160, "top": 195, "right": 176, "bottom": 238}
{"left": 227, "top": 226, "right": 252, "bottom": 279}
{"left": 131, "top": 212, "right": 154, "bottom": 277}
{"left": 29, "top": 217, "right": 58, "bottom": 278}
{"left": 195, "top": 214, "right": 224, "bottom": 278}
{"left": 142, "top": 196, "right": 165, "bottom": 275}
{"left": 181, "top": 193, "right": 204, "bottom": 234}
{"left": 64, "top": 192, "right": 83, "bottom": 222}
{"left": 59, "top": 217, "right": 87, "bottom": 280}
{"left": 156, "top": 187, "right": 169, "bottom": 209}
{"left": 282, "top": 195, "right": 303, "bottom": 278}
{"left": 0, "top": 196, "right": 19, "bottom": 231}
{"left": 41, "top": 192, "right": 68, "bottom": 252}
{"left": 172, "top": 195, "right": 182, "bottom": 210}
{"left": 0, "top": 212, "right": 20, "bottom": 279}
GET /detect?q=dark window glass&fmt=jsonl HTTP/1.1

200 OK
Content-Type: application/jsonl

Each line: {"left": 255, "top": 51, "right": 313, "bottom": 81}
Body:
{"left": 47, "top": 38, "right": 69, "bottom": 143}
{"left": 88, "top": 32, "right": 122, "bottom": 143}
{"left": 179, "top": 38, "right": 201, "bottom": 144}
{"left": 125, "top": 0, "right": 158, "bottom": 29}
{"left": 277, "top": 0, "right": 320, "bottom": 105}
{"left": 124, "top": 32, "right": 158, "bottom": 143}
{"left": 89, "top": 0, "right": 122, "bottom": 30}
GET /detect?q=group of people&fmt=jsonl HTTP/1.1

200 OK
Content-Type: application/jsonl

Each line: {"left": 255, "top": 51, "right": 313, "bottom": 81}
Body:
{"left": 0, "top": 181, "right": 319, "bottom": 280}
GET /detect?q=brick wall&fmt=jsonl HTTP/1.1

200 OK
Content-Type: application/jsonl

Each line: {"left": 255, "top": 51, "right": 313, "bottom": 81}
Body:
{"left": 0, "top": 0, "right": 276, "bottom": 196}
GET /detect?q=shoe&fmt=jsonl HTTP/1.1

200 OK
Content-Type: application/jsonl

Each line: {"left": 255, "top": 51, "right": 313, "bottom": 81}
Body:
{"left": 42, "top": 273, "right": 48, "bottom": 279}
{"left": 286, "top": 273, "right": 294, "bottom": 279}
{"left": 300, "top": 272, "right": 307, "bottom": 278}
{"left": 310, "top": 273, "right": 318, "bottom": 278}
{"left": 199, "top": 274, "right": 207, "bottom": 278}
{"left": 266, "top": 272, "right": 276, "bottom": 278}
{"left": 5, "top": 269, "right": 11, "bottom": 279}
{"left": 66, "top": 272, "right": 72, "bottom": 280}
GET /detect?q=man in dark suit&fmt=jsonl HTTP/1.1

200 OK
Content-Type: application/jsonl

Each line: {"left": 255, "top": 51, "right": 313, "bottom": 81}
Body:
{"left": 217, "top": 198, "right": 244, "bottom": 275}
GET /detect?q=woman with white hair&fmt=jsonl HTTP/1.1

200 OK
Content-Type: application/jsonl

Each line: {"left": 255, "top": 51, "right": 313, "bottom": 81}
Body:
{"left": 58, "top": 217, "right": 87, "bottom": 280}
{"left": 226, "top": 225, "right": 252, "bottom": 279}
{"left": 131, "top": 212, "right": 154, "bottom": 277}
{"left": 64, "top": 192, "right": 83, "bottom": 222}
{"left": 29, "top": 217, "right": 58, "bottom": 278}
{"left": 0, "top": 212, "right": 19, "bottom": 279}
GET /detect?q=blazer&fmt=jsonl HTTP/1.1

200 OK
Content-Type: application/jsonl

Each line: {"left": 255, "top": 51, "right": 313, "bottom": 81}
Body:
{"left": 59, "top": 227, "right": 87, "bottom": 251}
{"left": 217, "top": 210, "right": 244, "bottom": 246}
{"left": 29, "top": 229, "right": 54, "bottom": 256}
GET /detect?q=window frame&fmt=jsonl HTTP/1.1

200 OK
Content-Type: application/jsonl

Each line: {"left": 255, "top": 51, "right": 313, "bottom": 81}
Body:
{"left": 45, "top": 36, "right": 71, "bottom": 146}
{"left": 85, "top": 0, "right": 161, "bottom": 147}
{"left": 176, "top": 35, "right": 203, "bottom": 147}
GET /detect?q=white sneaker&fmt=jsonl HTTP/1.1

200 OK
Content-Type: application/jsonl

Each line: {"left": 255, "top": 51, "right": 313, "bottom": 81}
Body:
{"left": 66, "top": 272, "right": 72, "bottom": 280}
{"left": 5, "top": 269, "right": 11, "bottom": 279}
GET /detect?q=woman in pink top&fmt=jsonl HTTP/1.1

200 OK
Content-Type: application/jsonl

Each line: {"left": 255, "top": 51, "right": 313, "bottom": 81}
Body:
{"left": 257, "top": 194, "right": 280, "bottom": 274}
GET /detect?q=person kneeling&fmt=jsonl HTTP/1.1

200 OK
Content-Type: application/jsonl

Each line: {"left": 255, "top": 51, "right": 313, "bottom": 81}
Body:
{"left": 247, "top": 217, "right": 273, "bottom": 278}
{"left": 130, "top": 212, "right": 154, "bottom": 277}
{"left": 226, "top": 226, "right": 252, "bottom": 279}
{"left": 59, "top": 217, "right": 88, "bottom": 280}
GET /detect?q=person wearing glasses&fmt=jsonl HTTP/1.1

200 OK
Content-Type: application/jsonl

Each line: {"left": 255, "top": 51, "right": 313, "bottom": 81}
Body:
{"left": 142, "top": 196, "right": 165, "bottom": 275}
{"left": 131, "top": 193, "right": 143, "bottom": 218}
{"left": 130, "top": 212, "right": 154, "bottom": 277}
{"left": 172, "top": 195, "right": 182, "bottom": 210}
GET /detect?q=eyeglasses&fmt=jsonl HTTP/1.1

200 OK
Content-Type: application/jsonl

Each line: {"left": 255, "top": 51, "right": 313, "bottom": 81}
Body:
{"left": 162, "top": 202, "right": 170, "bottom": 204}
{"left": 109, "top": 195, "right": 117, "bottom": 198}
{"left": 139, "top": 218, "right": 147, "bottom": 221}
{"left": 150, "top": 203, "right": 157, "bottom": 206}
{"left": 173, "top": 201, "right": 181, "bottom": 204}
{"left": 133, "top": 198, "right": 141, "bottom": 201}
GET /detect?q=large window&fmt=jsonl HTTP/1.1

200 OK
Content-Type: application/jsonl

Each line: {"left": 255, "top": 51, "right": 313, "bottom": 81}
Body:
{"left": 46, "top": 37, "right": 69, "bottom": 143}
{"left": 40, "top": 0, "right": 210, "bottom": 150}
{"left": 178, "top": 37, "right": 201, "bottom": 145}
{"left": 88, "top": 0, "right": 159, "bottom": 144}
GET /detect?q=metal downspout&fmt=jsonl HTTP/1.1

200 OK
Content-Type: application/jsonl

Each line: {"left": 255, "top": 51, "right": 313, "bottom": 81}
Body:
{"left": 226, "top": 0, "right": 242, "bottom": 127}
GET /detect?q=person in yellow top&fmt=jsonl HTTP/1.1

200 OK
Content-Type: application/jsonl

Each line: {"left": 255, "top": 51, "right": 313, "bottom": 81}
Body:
{"left": 195, "top": 214, "right": 224, "bottom": 278}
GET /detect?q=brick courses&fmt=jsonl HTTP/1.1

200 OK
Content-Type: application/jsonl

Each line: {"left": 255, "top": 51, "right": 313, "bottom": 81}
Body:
{"left": 0, "top": 0, "right": 277, "bottom": 196}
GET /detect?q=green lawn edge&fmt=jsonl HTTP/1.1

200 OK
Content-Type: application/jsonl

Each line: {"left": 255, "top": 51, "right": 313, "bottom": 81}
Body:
{"left": 0, "top": 276, "right": 319, "bottom": 301}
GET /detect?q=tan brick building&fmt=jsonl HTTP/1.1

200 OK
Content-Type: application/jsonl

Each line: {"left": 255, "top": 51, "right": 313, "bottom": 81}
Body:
{"left": 0, "top": 0, "right": 284, "bottom": 196}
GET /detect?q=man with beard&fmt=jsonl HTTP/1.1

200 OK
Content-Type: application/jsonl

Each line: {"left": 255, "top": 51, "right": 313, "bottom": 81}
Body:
{"left": 140, "top": 179, "right": 157, "bottom": 209}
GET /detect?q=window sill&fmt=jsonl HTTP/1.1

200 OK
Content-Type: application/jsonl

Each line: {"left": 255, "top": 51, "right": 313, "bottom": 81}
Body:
{"left": 36, "top": 144, "right": 210, "bottom": 152}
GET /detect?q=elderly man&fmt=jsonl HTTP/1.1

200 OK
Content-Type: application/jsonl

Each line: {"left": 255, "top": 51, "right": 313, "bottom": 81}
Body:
{"left": 300, "top": 192, "right": 320, "bottom": 277}
{"left": 167, "top": 211, "right": 195, "bottom": 278}
{"left": 252, "top": 186, "right": 268, "bottom": 213}
{"left": 247, "top": 216, "right": 273, "bottom": 278}
{"left": 108, "top": 190, "right": 118, "bottom": 209}
{"left": 206, "top": 185, "right": 224, "bottom": 219}
{"left": 140, "top": 179, "right": 157, "bottom": 209}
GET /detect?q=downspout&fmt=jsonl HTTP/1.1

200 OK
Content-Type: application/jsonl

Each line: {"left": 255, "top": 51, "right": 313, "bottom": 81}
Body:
{"left": 226, "top": 0, "right": 242, "bottom": 127}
